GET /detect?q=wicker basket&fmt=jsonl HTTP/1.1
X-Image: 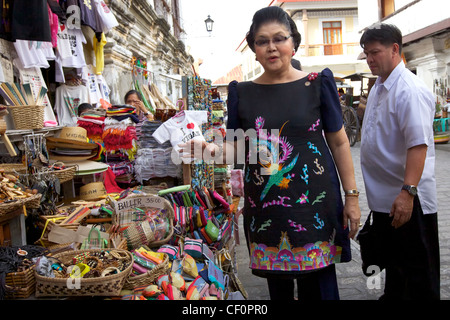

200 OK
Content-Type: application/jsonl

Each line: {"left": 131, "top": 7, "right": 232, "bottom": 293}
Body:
{"left": 52, "top": 165, "right": 77, "bottom": 183}
{"left": 123, "top": 252, "right": 170, "bottom": 290}
{"left": 0, "top": 163, "right": 27, "bottom": 174}
{"left": 8, "top": 105, "right": 45, "bottom": 130}
{"left": 5, "top": 266, "right": 36, "bottom": 299}
{"left": 34, "top": 249, "right": 134, "bottom": 297}
{"left": 113, "top": 194, "right": 174, "bottom": 250}
{"left": 0, "top": 193, "right": 42, "bottom": 216}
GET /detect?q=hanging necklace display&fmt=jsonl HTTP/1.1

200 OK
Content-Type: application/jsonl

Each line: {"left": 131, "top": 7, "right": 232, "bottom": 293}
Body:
{"left": 21, "top": 133, "right": 61, "bottom": 215}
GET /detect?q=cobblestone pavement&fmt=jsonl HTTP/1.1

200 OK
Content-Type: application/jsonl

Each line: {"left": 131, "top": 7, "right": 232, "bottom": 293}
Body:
{"left": 235, "top": 141, "right": 450, "bottom": 300}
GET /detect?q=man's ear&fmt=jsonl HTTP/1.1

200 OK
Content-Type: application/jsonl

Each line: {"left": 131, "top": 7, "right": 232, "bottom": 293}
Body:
{"left": 392, "top": 43, "right": 400, "bottom": 57}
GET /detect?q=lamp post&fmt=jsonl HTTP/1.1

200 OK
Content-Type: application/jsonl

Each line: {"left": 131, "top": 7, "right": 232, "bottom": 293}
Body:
{"left": 204, "top": 15, "right": 214, "bottom": 35}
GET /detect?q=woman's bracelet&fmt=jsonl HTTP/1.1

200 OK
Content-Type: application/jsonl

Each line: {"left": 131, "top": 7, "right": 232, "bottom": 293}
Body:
{"left": 344, "top": 189, "right": 360, "bottom": 197}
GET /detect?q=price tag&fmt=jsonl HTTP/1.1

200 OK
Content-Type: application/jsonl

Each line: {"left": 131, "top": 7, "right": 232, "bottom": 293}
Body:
{"left": 114, "top": 195, "right": 164, "bottom": 213}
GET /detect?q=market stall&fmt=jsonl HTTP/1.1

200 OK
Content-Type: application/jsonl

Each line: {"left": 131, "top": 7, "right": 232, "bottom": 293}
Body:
{"left": 0, "top": 1, "right": 245, "bottom": 301}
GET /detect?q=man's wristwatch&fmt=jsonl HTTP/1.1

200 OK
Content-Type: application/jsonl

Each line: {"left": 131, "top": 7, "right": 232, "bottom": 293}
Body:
{"left": 401, "top": 185, "right": 418, "bottom": 197}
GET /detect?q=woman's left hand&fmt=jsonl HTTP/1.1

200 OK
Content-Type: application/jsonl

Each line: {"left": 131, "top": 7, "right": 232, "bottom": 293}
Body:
{"left": 343, "top": 196, "right": 361, "bottom": 239}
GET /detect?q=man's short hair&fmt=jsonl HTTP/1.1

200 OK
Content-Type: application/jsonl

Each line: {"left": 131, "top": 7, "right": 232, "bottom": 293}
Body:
{"left": 360, "top": 23, "right": 403, "bottom": 54}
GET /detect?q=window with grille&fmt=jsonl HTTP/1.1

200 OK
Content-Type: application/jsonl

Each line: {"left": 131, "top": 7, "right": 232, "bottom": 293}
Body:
{"left": 323, "top": 21, "right": 343, "bottom": 55}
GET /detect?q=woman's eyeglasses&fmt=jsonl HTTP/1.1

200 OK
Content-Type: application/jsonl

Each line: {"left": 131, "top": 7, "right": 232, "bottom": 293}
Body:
{"left": 254, "top": 35, "right": 292, "bottom": 47}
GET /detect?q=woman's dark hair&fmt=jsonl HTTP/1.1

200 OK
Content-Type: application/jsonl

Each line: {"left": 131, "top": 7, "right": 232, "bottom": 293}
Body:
{"left": 246, "top": 6, "right": 301, "bottom": 53}
{"left": 124, "top": 90, "right": 142, "bottom": 102}
{"left": 360, "top": 23, "right": 403, "bottom": 54}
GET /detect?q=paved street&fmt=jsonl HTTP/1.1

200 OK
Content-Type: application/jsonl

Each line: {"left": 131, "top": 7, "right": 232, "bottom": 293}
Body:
{"left": 235, "top": 141, "right": 450, "bottom": 300}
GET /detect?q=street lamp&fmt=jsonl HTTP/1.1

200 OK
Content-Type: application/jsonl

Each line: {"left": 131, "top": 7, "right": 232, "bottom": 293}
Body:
{"left": 204, "top": 15, "right": 214, "bottom": 33}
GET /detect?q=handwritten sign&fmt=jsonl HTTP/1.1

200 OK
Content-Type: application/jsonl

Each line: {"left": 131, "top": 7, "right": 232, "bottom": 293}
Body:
{"left": 114, "top": 195, "right": 164, "bottom": 213}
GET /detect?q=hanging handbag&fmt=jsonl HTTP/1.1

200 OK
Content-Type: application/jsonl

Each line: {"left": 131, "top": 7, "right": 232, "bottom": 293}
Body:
{"left": 356, "top": 212, "right": 386, "bottom": 276}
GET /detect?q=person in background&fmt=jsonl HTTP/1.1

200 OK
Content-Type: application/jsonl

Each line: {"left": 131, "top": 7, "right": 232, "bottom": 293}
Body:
{"left": 359, "top": 23, "right": 439, "bottom": 300}
{"left": 77, "top": 103, "right": 94, "bottom": 117}
{"left": 179, "top": 6, "right": 361, "bottom": 300}
{"left": 124, "top": 89, "right": 154, "bottom": 121}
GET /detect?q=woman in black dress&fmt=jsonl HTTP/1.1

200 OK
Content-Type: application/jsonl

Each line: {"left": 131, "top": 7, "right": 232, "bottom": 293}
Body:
{"left": 180, "top": 6, "right": 361, "bottom": 300}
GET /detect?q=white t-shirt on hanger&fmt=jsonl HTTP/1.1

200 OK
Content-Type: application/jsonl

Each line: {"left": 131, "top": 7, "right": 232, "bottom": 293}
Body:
{"left": 14, "top": 40, "right": 50, "bottom": 69}
{"left": 94, "top": 0, "right": 119, "bottom": 33}
{"left": 56, "top": 23, "right": 72, "bottom": 60}
{"left": 96, "top": 74, "right": 111, "bottom": 103}
{"left": 81, "top": 65, "right": 101, "bottom": 105}
{"left": 152, "top": 110, "right": 208, "bottom": 164}
{"left": 55, "top": 84, "right": 89, "bottom": 127}
{"left": 61, "top": 27, "right": 87, "bottom": 68}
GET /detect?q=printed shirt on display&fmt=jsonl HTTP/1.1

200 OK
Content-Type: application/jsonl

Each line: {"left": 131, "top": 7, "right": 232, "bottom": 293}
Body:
{"left": 61, "top": 27, "right": 87, "bottom": 68}
{"left": 152, "top": 111, "right": 208, "bottom": 163}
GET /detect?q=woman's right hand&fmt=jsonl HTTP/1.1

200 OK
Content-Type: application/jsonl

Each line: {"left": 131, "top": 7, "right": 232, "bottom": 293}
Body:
{"left": 178, "top": 140, "right": 217, "bottom": 161}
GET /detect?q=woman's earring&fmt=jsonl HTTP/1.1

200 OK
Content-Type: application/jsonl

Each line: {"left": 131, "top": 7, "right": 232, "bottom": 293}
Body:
{"left": 292, "top": 50, "right": 296, "bottom": 56}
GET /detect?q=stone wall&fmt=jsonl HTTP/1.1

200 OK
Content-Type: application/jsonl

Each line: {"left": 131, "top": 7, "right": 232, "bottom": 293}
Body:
{"left": 104, "top": 0, "right": 193, "bottom": 105}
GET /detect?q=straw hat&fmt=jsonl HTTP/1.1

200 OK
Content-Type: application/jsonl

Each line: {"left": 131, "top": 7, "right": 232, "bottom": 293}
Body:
{"left": 79, "top": 182, "right": 107, "bottom": 201}
{"left": 46, "top": 127, "right": 97, "bottom": 149}
{"left": 46, "top": 127, "right": 99, "bottom": 161}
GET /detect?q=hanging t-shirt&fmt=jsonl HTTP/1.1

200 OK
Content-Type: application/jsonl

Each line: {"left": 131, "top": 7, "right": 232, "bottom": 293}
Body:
{"left": 152, "top": 111, "right": 208, "bottom": 164}
{"left": 96, "top": 74, "right": 111, "bottom": 103}
{"left": 63, "top": 0, "right": 100, "bottom": 32}
{"left": 14, "top": 58, "right": 57, "bottom": 123}
{"left": 14, "top": 40, "right": 50, "bottom": 69}
{"left": 55, "top": 84, "right": 89, "bottom": 126}
{"left": 93, "top": 0, "right": 119, "bottom": 33}
{"left": 11, "top": 0, "right": 51, "bottom": 42}
{"left": 56, "top": 23, "right": 72, "bottom": 59}
{"left": 81, "top": 65, "right": 101, "bottom": 105}
{"left": 61, "top": 27, "right": 87, "bottom": 68}
{"left": 93, "top": 32, "right": 106, "bottom": 74}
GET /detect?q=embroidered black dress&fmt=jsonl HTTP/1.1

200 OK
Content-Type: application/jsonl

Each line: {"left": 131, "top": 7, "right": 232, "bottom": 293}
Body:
{"left": 227, "top": 69, "right": 351, "bottom": 277}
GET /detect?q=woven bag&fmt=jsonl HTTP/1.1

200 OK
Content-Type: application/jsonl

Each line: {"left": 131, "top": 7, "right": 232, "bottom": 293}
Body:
{"left": 34, "top": 249, "right": 133, "bottom": 297}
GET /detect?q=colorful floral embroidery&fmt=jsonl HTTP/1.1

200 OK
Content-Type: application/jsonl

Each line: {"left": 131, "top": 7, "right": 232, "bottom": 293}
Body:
{"left": 308, "top": 119, "right": 320, "bottom": 132}
{"left": 313, "top": 213, "right": 325, "bottom": 229}
{"left": 300, "top": 164, "right": 308, "bottom": 185}
{"left": 288, "top": 219, "right": 307, "bottom": 232}
{"left": 307, "top": 142, "right": 321, "bottom": 156}
{"left": 258, "top": 219, "right": 272, "bottom": 233}
{"left": 262, "top": 196, "right": 292, "bottom": 209}
{"left": 260, "top": 154, "right": 298, "bottom": 201}
{"left": 313, "top": 158, "right": 324, "bottom": 175}
{"left": 296, "top": 190, "right": 309, "bottom": 204}
{"left": 248, "top": 196, "right": 256, "bottom": 208}
{"left": 249, "top": 232, "right": 342, "bottom": 271}
{"left": 312, "top": 191, "right": 326, "bottom": 205}
{"left": 253, "top": 169, "right": 264, "bottom": 185}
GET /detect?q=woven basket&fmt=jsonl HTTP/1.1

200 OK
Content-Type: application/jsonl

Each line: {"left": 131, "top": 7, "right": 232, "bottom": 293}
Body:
{"left": 0, "top": 163, "right": 27, "bottom": 174}
{"left": 5, "top": 266, "right": 35, "bottom": 299}
{"left": 113, "top": 195, "right": 174, "bottom": 250}
{"left": 123, "top": 253, "right": 170, "bottom": 290}
{"left": 52, "top": 165, "right": 77, "bottom": 183}
{"left": 0, "top": 193, "right": 42, "bottom": 216}
{"left": 34, "top": 249, "right": 133, "bottom": 297}
{"left": 8, "top": 105, "right": 45, "bottom": 130}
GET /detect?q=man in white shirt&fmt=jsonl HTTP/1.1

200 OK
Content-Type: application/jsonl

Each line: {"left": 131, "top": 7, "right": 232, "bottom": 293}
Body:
{"left": 359, "top": 24, "right": 439, "bottom": 300}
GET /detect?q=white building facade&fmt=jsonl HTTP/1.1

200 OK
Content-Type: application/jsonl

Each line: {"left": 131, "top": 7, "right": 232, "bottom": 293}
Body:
{"left": 357, "top": 0, "right": 450, "bottom": 105}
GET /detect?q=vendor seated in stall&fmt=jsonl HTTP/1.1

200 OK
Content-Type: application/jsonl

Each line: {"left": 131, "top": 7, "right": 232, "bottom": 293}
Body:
{"left": 124, "top": 90, "right": 154, "bottom": 121}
